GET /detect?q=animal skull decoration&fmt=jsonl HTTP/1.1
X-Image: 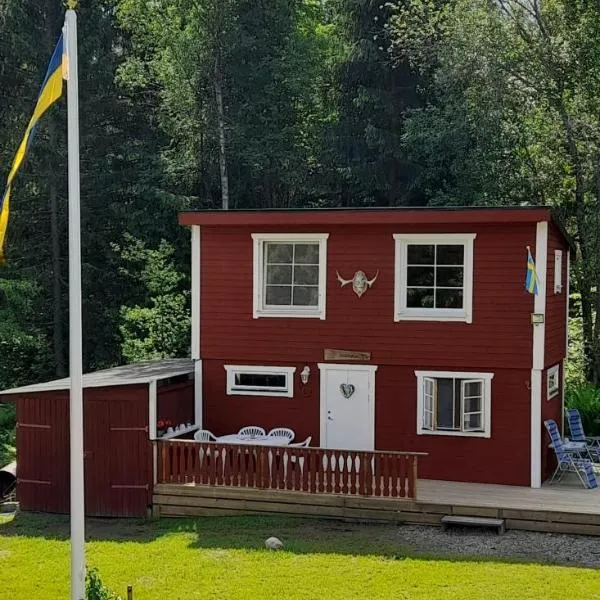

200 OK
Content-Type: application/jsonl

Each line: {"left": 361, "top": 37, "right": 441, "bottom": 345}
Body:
{"left": 336, "top": 269, "right": 379, "bottom": 298}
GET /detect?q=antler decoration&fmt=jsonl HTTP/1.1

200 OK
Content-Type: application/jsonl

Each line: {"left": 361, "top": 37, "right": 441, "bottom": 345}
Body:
{"left": 336, "top": 270, "right": 379, "bottom": 298}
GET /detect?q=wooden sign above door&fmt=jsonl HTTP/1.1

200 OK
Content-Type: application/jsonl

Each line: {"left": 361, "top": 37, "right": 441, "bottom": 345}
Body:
{"left": 324, "top": 348, "right": 371, "bottom": 361}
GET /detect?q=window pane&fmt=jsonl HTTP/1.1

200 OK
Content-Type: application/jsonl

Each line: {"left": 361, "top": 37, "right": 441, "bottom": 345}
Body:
{"left": 407, "top": 288, "right": 434, "bottom": 308}
{"left": 435, "top": 289, "right": 463, "bottom": 309}
{"left": 293, "top": 265, "right": 319, "bottom": 285}
{"left": 436, "top": 378, "right": 456, "bottom": 429}
{"left": 235, "top": 373, "right": 286, "bottom": 389}
{"left": 293, "top": 286, "right": 318, "bottom": 306}
{"left": 266, "top": 243, "right": 293, "bottom": 263}
{"left": 463, "top": 396, "right": 482, "bottom": 413}
{"left": 437, "top": 245, "right": 464, "bottom": 265}
{"left": 294, "top": 244, "right": 319, "bottom": 264}
{"left": 407, "top": 245, "right": 434, "bottom": 265}
{"left": 436, "top": 267, "right": 463, "bottom": 287}
{"left": 266, "top": 265, "right": 292, "bottom": 285}
{"left": 463, "top": 381, "right": 482, "bottom": 398}
{"left": 407, "top": 266, "right": 434, "bottom": 287}
{"left": 265, "top": 286, "right": 292, "bottom": 305}
{"left": 463, "top": 413, "right": 482, "bottom": 430}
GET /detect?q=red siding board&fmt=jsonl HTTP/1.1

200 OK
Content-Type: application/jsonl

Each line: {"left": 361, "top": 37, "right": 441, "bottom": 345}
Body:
{"left": 157, "top": 381, "right": 194, "bottom": 430}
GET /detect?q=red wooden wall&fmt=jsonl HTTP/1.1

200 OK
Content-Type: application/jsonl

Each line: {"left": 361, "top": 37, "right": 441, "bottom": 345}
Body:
{"left": 200, "top": 223, "right": 537, "bottom": 368}
{"left": 197, "top": 218, "right": 569, "bottom": 487}
{"left": 15, "top": 384, "right": 152, "bottom": 517}
{"left": 204, "top": 359, "right": 532, "bottom": 486}
{"left": 157, "top": 380, "right": 194, "bottom": 430}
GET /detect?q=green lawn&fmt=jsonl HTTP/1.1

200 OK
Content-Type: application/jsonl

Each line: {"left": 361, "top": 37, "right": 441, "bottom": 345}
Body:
{"left": 0, "top": 513, "right": 599, "bottom": 599}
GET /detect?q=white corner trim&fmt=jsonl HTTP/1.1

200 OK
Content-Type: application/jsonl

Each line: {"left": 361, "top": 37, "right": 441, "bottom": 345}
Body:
{"left": 149, "top": 379, "right": 158, "bottom": 485}
{"left": 562, "top": 250, "right": 570, "bottom": 433}
{"left": 317, "top": 362, "right": 377, "bottom": 450}
{"left": 224, "top": 364, "right": 296, "bottom": 397}
{"left": 191, "top": 226, "right": 201, "bottom": 360}
{"left": 194, "top": 359, "right": 203, "bottom": 428}
{"left": 414, "top": 370, "right": 493, "bottom": 439}
{"left": 393, "top": 233, "right": 476, "bottom": 323}
{"left": 252, "top": 233, "right": 329, "bottom": 320}
{"left": 530, "top": 220, "right": 548, "bottom": 489}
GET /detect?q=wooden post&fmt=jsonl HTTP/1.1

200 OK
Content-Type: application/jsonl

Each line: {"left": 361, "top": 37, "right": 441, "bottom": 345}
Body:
{"left": 411, "top": 456, "right": 418, "bottom": 499}
{"left": 127, "top": 585, "right": 133, "bottom": 600}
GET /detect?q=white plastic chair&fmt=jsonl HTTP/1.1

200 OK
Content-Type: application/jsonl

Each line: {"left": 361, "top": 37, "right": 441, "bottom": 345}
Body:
{"left": 194, "top": 429, "right": 217, "bottom": 442}
{"left": 267, "top": 427, "right": 295, "bottom": 442}
{"left": 238, "top": 426, "right": 266, "bottom": 437}
{"left": 288, "top": 436, "right": 311, "bottom": 448}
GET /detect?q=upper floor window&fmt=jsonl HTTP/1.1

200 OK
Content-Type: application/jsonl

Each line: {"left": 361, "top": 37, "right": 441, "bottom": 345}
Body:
{"left": 252, "top": 233, "right": 328, "bottom": 319}
{"left": 415, "top": 370, "right": 493, "bottom": 438}
{"left": 394, "top": 234, "right": 476, "bottom": 322}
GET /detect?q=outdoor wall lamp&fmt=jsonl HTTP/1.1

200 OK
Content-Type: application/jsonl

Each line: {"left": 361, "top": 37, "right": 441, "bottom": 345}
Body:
{"left": 300, "top": 366, "right": 311, "bottom": 385}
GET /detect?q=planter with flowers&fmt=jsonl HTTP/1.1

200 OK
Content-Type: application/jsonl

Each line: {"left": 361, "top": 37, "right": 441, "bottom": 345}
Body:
{"left": 157, "top": 419, "right": 172, "bottom": 437}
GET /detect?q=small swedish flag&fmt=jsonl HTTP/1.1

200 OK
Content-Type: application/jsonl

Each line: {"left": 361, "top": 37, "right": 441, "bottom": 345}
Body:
{"left": 525, "top": 246, "right": 538, "bottom": 295}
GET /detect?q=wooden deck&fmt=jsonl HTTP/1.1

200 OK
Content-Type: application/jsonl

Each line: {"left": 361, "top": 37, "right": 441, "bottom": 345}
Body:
{"left": 153, "top": 475, "right": 600, "bottom": 536}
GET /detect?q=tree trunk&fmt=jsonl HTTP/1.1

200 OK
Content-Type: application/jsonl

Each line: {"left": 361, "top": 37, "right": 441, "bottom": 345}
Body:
{"left": 49, "top": 178, "right": 66, "bottom": 377}
{"left": 214, "top": 54, "right": 229, "bottom": 210}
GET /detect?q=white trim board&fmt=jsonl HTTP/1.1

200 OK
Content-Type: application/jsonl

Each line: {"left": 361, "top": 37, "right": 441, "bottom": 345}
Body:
{"left": 317, "top": 363, "right": 377, "bottom": 451}
{"left": 530, "top": 221, "right": 548, "bottom": 488}
{"left": 191, "top": 225, "right": 201, "bottom": 360}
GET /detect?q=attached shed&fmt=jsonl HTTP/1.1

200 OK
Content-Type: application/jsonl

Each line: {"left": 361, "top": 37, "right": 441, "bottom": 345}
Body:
{"left": 0, "top": 358, "right": 195, "bottom": 517}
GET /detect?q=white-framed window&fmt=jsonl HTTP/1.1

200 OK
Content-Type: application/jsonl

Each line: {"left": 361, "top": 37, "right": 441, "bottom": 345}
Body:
{"left": 415, "top": 370, "right": 493, "bottom": 438}
{"left": 554, "top": 250, "right": 563, "bottom": 294}
{"left": 224, "top": 365, "right": 296, "bottom": 397}
{"left": 547, "top": 364, "right": 560, "bottom": 399}
{"left": 252, "top": 233, "right": 328, "bottom": 319}
{"left": 394, "top": 234, "right": 476, "bottom": 322}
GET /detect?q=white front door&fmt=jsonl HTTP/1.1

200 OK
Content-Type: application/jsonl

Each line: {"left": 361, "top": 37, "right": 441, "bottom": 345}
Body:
{"left": 318, "top": 363, "right": 377, "bottom": 450}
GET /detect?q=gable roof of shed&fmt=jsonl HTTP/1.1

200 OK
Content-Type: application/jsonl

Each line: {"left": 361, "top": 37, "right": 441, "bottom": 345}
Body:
{"left": 0, "top": 358, "right": 194, "bottom": 397}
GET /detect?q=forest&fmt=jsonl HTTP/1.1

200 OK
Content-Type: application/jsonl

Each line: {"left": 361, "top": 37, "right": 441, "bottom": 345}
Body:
{"left": 1, "top": 0, "right": 600, "bottom": 461}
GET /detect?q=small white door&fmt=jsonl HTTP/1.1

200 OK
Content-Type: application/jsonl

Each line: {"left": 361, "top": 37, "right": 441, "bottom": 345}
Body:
{"left": 318, "top": 364, "right": 376, "bottom": 450}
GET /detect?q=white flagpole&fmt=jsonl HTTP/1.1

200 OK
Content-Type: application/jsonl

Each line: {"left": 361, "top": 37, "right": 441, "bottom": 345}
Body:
{"left": 64, "top": 7, "right": 86, "bottom": 600}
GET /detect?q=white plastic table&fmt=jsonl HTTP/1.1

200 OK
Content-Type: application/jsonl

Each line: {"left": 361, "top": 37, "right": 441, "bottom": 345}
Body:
{"left": 216, "top": 434, "right": 290, "bottom": 446}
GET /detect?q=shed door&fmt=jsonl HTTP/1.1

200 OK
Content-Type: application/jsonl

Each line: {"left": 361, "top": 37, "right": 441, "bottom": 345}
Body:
{"left": 16, "top": 395, "right": 69, "bottom": 513}
{"left": 84, "top": 395, "right": 151, "bottom": 517}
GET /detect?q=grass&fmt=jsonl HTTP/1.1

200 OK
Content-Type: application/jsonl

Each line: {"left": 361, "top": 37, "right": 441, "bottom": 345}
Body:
{"left": 0, "top": 513, "right": 599, "bottom": 599}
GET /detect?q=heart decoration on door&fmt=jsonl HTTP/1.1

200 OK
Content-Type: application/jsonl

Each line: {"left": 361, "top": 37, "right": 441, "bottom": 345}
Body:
{"left": 340, "top": 383, "right": 355, "bottom": 399}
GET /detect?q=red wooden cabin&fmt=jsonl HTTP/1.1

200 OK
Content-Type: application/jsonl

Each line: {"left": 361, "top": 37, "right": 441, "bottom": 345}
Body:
{"left": 180, "top": 207, "right": 570, "bottom": 488}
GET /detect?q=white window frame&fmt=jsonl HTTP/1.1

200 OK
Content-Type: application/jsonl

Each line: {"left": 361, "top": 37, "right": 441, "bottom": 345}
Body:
{"left": 554, "top": 250, "right": 563, "bottom": 294}
{"left": 394, "top": 233, "right": 476, "bottom": 323}
{"left": 252, "top": 233, "right": 328, "bottom": 319}
{"left": 415, "top": 370, "right": 493, "bottom": 438}
{"left": 224, "top": 365, "right": 296, "bottom": 398}
{"left": 547, "top": 364, "right": 560, "bottom": 400}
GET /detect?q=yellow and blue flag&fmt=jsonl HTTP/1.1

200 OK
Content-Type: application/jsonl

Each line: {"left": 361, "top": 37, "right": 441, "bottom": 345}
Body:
{"left": 525, "top": 246, "right": 538, "bottom": 295}
{"left": 0, "top": 34, "right": 65, "bottom": 262}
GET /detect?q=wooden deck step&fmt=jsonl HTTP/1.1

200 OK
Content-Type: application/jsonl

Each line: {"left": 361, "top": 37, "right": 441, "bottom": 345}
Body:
{"left": 441, "top": 515, "right": 506, "bottom": 534}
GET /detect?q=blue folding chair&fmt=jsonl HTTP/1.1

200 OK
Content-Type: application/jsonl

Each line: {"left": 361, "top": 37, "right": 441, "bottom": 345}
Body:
{"left": 544, "top": 419, "right": 597, "bottom": 489}
{"left": 566, "top": 408, "right": 600, "bottom": 461}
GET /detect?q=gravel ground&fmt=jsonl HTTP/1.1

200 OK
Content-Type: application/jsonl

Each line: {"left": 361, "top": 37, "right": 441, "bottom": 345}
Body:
{"left": 394, "top": 524, "right": 600, "bottom": 568}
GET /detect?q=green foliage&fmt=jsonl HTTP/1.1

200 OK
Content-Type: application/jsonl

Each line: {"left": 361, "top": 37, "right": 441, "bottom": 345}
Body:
{"left": 86, "top": 568, "right": 122, "bottom": 600}
{"left": 118, "top": 236, "right": 190, "bottom": 362}
{"left": 565, "top": 383, "right": 600, "bottom": 437}
{"left": 0, "top": 404, "right": 16, "bottom": 467}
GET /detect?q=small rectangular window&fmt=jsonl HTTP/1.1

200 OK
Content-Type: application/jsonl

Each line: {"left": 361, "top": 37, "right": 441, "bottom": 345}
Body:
{"left": 225, "top": 365, "right": 296, "bottom": 397}
{"left": 547, "top": 364, "right": 560, "bottom": 399}
{"left": 554, "top": 250, "right": 563, "bottom": 294}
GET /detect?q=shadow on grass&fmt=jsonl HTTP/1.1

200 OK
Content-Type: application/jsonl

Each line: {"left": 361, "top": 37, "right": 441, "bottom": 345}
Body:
{"left": 0, "top": 511, "right": 593, "bottom": 568}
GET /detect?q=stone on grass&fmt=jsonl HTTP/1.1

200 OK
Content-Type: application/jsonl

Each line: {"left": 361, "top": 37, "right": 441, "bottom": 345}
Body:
{"left": 265, "top": 536, "right": 284, "bottom": 550}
